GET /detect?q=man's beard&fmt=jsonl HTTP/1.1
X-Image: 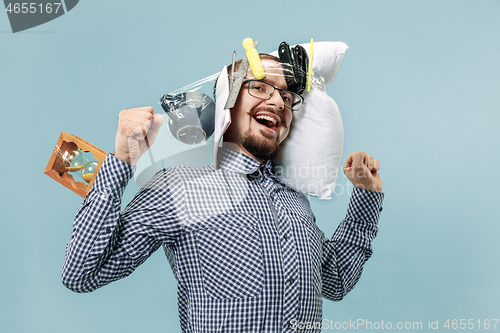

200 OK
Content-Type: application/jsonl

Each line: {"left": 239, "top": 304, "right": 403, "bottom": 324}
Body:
{"left": 241, "top": 129, "right": 280, "bottom": 161}
{"left": 239, "top": 106, "right": 288, "bottom": 161}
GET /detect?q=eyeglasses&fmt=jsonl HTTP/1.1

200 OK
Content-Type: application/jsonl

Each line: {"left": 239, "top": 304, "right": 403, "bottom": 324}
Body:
{"left": 243, "top": 80, "right": 304, "bottom": 111}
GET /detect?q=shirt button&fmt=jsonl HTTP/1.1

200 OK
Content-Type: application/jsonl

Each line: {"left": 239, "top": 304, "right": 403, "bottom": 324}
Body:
{"left": 283, "top": 234, "right": 288, "bottom": 240}
{"left": 288, "top": 277, "right": 294, "bottom": 284}
{"left": 379, "top": 207, "right": 383, "bottom": 212}
{"left": 105, "top": 227, "right": 112, "bottom": 233}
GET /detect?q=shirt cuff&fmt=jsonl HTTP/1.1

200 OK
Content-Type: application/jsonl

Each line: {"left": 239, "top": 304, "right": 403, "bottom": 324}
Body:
{"left": 345, "top": 187, "right": 384, "bottom": 224}
{"left": 90, "top": 154, "right": 135, "bottom": 200}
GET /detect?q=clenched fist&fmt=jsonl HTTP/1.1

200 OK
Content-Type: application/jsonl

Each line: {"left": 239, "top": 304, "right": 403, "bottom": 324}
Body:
{"left": 114, "top": 107, "right": 164, "bottom": 166}
{"left": 343, "top": 152, "right": 383, "bottom": 192}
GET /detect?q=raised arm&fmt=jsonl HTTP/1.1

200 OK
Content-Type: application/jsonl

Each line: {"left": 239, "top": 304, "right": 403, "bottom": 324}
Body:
{"left": 321, "top": 151, "right": 384, "bottom": 300}
{"left": 61, "top": 107, "right": 174, "bottom": 292}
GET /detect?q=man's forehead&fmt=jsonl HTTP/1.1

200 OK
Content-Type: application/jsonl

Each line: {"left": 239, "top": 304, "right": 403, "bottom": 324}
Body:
{"left": 246, "top": 59, "right": 288, "bottom": 87}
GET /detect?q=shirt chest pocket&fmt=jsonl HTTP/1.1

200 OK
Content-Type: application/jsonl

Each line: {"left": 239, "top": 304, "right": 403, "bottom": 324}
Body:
{"left": 289, "top": 211, "right": 324, "bottom": 296}
{"left": 194, "top": 213, "right": 264, "bottom": 300}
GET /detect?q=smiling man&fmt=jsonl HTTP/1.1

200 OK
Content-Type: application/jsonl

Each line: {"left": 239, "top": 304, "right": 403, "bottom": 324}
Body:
{"left": 62, "top": 52, "right": 384, "bottom": 333}
{"left": 224, "top": 56, "right": 296, "bottom": 163}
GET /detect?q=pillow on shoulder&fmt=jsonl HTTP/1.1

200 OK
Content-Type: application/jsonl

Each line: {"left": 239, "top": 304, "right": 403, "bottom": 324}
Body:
{"left": 271, "top": 41, "right": 348, "bottom": 200}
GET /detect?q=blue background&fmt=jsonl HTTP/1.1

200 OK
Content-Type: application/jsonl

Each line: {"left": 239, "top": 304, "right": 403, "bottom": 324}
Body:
{"left": 1, "top": 1, "right": 499, "bottom": 332}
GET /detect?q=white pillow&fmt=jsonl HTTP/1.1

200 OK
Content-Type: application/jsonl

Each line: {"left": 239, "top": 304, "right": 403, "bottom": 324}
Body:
{"left": 271, "top": 41, "right": 348, "bottom": 200}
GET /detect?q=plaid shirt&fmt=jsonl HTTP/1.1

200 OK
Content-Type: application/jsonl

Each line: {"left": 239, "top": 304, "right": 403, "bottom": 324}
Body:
{"left": 62, "top": 148, "right": 384, "bottom": 333}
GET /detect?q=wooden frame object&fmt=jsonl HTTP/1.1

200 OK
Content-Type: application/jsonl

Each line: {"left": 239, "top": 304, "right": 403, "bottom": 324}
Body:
{"left": 44, "top": 132, "right": 108, "bottom": 197}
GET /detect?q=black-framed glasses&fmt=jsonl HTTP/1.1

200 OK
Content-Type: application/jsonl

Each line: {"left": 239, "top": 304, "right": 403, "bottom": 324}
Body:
{"left": 243, "top": 80, "right": 304, "bottom": 111}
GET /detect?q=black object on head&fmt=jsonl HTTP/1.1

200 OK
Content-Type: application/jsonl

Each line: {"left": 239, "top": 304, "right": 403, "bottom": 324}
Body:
{"left": 278, "top": 41, "right": 308, "bottom": 95}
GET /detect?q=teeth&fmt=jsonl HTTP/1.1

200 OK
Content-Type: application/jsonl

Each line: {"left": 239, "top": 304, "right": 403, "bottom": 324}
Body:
{"left": 255, "top": 115, "right": 277, "bottom": 125}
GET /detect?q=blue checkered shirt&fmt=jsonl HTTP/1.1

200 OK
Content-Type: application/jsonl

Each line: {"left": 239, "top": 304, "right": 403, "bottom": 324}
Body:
{"left": 62, "top": 148, "right": 384, "bottom": 333}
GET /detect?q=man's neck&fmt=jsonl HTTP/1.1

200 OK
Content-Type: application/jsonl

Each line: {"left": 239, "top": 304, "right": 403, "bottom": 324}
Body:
{"left": 221, "top": 141, "right": 267, "bottom": 164}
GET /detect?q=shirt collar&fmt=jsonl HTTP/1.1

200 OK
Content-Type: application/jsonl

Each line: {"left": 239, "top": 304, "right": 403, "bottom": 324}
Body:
{"left": 217, "top": 148, "right": 273, "bottom": 175}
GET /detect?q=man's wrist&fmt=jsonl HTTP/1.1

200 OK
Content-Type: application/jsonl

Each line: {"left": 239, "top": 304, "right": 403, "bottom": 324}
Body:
{"left": 90, "top": 154, "right": 135, "bottom": 200}
{"left": 112, "top": 151, "right": 132, "bottom": 165}
{"left": 353, "top": 184, "right": 383, "bottom": 193}
{"left": 346, "top": 186, "right": 384, "bottom": 223}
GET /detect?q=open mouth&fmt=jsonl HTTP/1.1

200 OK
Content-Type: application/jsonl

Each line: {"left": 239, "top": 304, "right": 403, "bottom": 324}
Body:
{"left": 254, "top": 114, "right": 279, "bottom": 130}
